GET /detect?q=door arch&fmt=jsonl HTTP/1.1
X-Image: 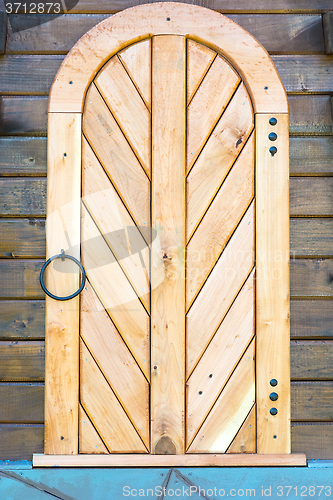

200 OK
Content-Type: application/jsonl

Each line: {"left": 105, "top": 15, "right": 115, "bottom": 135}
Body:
{"left": 36, "top": 2, "right": 306, "bottom": 467}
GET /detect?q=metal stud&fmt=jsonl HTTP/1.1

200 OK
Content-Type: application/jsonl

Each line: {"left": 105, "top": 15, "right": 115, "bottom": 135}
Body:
{"left": 269, "top": 392, "right": 279, "bottom": 401}
{"left": 268, "top": 132, "right": 277, "bottom": 141}
{"left": 270, "top": 379, "right": 278, "bottom": 386}
{"left": 270, "top": 408, "right": 278, "bottom": 416}
{"left": 269, "top": 117, "right": 277, "bottom": 126}
{"left": 269, "top": 146, "right": 277, "bottom": 157}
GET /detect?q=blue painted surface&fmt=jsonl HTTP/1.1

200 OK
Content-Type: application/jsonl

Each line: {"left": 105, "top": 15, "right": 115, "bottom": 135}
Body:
{"left": 0, "top": 467, "right": 332, "bottom": 500}
{"left": 308, "top": 460, "right": 333, "bottom": 468}
{"left": 0, "top": 460, "right": 32, "bottom": 470}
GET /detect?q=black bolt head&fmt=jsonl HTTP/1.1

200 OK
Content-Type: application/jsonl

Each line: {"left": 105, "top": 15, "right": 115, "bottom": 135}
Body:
{"left": 268, "top": 132, "right": 278, "bottom": 141}
{"left": 269, "top": 117, "right": 277, "bottom": 126}
{"left": 270, "top": 408, "right": 278, "bottom": 416}
{"left": 269, "top": 392, "right": 279, "bottom": 401}
{"left": 270, "top": 379, "right": 278, "bottom": 386}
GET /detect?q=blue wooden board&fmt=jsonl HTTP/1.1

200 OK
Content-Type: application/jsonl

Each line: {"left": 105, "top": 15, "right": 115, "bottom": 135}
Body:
{"left": 0, "top": 466, "right": 332, "bottom": 499}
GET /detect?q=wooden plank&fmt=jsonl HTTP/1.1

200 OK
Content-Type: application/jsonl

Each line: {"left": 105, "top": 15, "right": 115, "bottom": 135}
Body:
{"left": 290, "top": 137, "right": 333, "bottom": 175}
{"left": 151, "top": 35, "right": 185, "bottom": 456}
{"left": 256, "top": 114, "right": 290, "bottom": 454}
{"left": 82, "top": 137, "right": 150, "bottom": 312}
{"left": 291, "top": 259, "right": 333, "bottom": 297}
{"left": 44, "top": 113, "right": 81, "bottom": 455}
{"left": 0, "top": 137, "right": 47, "bottom": 176}
{"left": 0, "top": 96, "right": 48, "bottom": 135}
{"left": 323, "top": 12, "right": 333, "bottom": 54}
{"left": 291, "top": 341, "right": 333, "bottom": 379}
{"left": 0, "top": 219, "right": 45, "bottom": 258}
{"left": 80, "top": 340, "right": 147, "bottom": 453}
{"left": 33, "top": 452, "right": 307, "bottom": 467}
{"left": 187, "top": 134, "right": 254, "bottom": 303}
{"left": 187, "top": 85, "right": 254, "bottom": 233}
{"left": 227, "top": 406, "right": 256, "bottom": 454}
{"left": 0, "top": 341, "right": 44, "bottom": 381}
{"left": 0, "top": 301, "right": 45, "bottom": 340}
{"left": 119, "top": 39, "right": 151, "bottom": 110}
{"left": 6, "top": 14, "right": 109, "bottom": 54}
{"left": 187, "top": 39, "right": 216, "bottom": 104}
{"left": 83, "top": 83, "right": 150, "bottom": 228}
{"left": 290, "top": 218, "right": 333, "bottom": 257}
{"left": 291, "top": 423, "right": 333, "bottom": 459}
{"left": 290, "top": 177, "right": 333, "bottom": 216}
{"left": 0, "top": 55, "right": 64, "bottom": 94}
{"left": 186, "top": 272, "right": 255, "bottom": 443}
{"left": 291, "top": 382, "right": 333, "bottom": 421}
{"left": 290, "top": 300, "right": 333, "bottom": 339}
{"left": 187, "top": 56, "right": 240, "bottom": 171}
{"left": 0, "top": 383, "right": 44, "bottom": 422}
{"left": 0, "top": 260, "right": 43, "bottom": 299}
{"left": 95, "top": 55, "right": 150, "bottom": 175}
{"left": 79, "top": 405, "right": 108, "bottom": 454}
{"left": 187, "top": 203, "right": 254, "bottom": 369}
{"left": 273, "top": 55, "right": 333, "bottom": 93}
{"left": 1, "top": 425, "right": 43, "bottom": 460}
{"left": 187, "top": 340, "right": 255, "bottom": 453}
{"left": 0, "top": 178, "right": 46, "bottom": 216}
{"left": 81, "top": 282, "right": 149, "bottom": 448}
{"left": 228, "top": 14, "right": 325, "bottom": 53}
{"left": 289, "top": 95, "right": 333, "bottom": 135}
{"left": 0, "top": 10, "right": 7, "bottom": 55}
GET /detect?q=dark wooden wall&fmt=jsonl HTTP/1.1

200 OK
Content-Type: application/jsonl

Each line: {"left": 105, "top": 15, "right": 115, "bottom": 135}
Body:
{"left": 0, "top": 0, "right": 332, "bottom": 461}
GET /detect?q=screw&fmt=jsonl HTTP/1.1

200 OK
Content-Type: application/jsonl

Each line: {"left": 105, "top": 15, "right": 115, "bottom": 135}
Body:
{"left": 273, "top": 435, "right": 277, "bottom": 439}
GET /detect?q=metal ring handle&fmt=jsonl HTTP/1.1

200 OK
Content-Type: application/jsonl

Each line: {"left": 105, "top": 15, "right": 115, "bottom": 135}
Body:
{"left": 40, "top": 250, "right": 86, "bottom": 301}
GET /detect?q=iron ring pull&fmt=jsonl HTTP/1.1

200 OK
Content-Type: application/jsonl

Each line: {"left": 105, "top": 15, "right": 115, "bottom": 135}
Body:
{"left": 40, "top": 249, "right": 86, "bottom": 301}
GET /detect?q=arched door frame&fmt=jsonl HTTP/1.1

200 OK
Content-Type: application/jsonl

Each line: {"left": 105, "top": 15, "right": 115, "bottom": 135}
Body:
{"left": 35, "top": 3, "right": 306, "bottom": 467}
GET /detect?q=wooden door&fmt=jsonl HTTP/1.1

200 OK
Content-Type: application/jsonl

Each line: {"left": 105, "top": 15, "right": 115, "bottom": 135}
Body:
{"left": 36, "top": 3, "right": 306, "bottom": 467}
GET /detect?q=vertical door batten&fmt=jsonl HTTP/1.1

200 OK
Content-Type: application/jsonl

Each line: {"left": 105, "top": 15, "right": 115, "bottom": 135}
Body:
{"left": 151, "top": 35, "right": 186, "bottom": 455}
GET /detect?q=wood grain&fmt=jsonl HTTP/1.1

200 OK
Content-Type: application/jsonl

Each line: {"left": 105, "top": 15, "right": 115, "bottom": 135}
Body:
{"left": 119, "top": 39, "right": 151, "bottom": 110}
{"left": 0, "top": 342, "right": 44, "bottom": 382}
{"left": 0, "top": 219, "right": 45, "bottom": 258}
{"left": 291, "top": 382, "right": 333, "bottom": 421}
{"left": 289, "top": 95, "right": 333, "bottom": 136}
{"left": 187, "top": 39, "right": 216, "bottom": 104}
{"left": 0, "top": 384, "right": 44, "bottom": 422}
{"left": 273, "top": 55, "right": 333, "bottom": 93}
{"left": 151, "top": 35, "right": 185, "bottom": 455}
{"left": 290, "top": 218, "right": 333, "bottom": 257}
{"left": 79, "top": 404, "right": 108, "bottom": 454}
{"left": 1, "top": 425, "right": 43, "bottom": 460}
{"left": 290, "top": 300, "right": 333, "bottom": 339}
{"left": 256, "top": 114, "right": 290, "bottom": 454}
{"left": 290, "top": 177, "right": 333, "bottom": 216}
{"left": 227, "top": 406, "right": 256, "bottom": 454}
{"left": 290, "top": 137, "right": 333, "bottom": 175}
{"left": 291, "top": 423, "right": 333, "bottom": 459}
{"left": 0, "top": 260, "right": 43, "bottom": 299}
{"left": 0, "top": 178, "right": 46, "bottom": 216}
{"left": 0, "top": 96, "right": 48, "bottom": 136}
{"left": 291, "top": 341, "right": 333, "bottom": 380}
{"left": 290, "top": 259, "right": 333, "bottom": 297}
{"left": 0, "top": 137, "right": 47, "bottom": 176}
{"left": 0, "top": 301, "right": 45, "bottom": 340}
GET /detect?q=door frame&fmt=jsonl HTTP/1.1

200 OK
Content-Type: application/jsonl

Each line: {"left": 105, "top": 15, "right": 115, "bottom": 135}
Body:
{"left": 35, "top": 2, "right": 306, "bottom": 467}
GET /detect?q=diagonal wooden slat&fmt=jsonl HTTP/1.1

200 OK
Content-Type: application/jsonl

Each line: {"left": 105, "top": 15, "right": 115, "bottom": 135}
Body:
{"left": 187, "top": 83, "right": 254, "bottom": 231}
{"left": 81, "top": 281, "right": 150, "bottom": 447}
{"left": 80, "top": 341, "right": 147, "bottom": 453}
{"left": 187, "top": 339, "right": 255, "bottom": 453}
{"left": 83, "top": 84, "right": 150, "bottom": 227}
{"left": 81, "top": 205, "right": 150, "bottom": 379}
{"left": 119, "top": 39, "right": 151, "bottom": 111}
{"left": 95, "top": 55, "right": 150, "bottom": 175}
{"left": 186, "top": 133, "right": 254, "bottom": 304}
{"left": 187, "top": 39, "right": 216, "bottom": 105}
{"left": 227, "top": 405, "right": 256, "bottom": 454}
{"left": 186, "top": 202, "right": 254, "bottom": 371}
{"left": 186, "top": 271, "right": 255, "bottom": 444}
{"left": 79, "top": 404, "right": 108, "bottom": 454}
{"left": 82, "top": 137, "right": 150, "bottom": 312}
{"left": 187, "top": 55, "right": 240, "bottom": 172}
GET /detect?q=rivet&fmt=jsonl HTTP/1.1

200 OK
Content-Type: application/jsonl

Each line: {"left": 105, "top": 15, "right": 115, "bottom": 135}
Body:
{"left": 269, "top": 392, "right": 279, "bottom": 401}
{"left": 270, "top": 379, "right": 278, "bottom": 387}
{"left": 199, "top": 391, "right": 203, "bottom": 395}
{"left": 269, "top": 117, "right": 277, "bottom": 126}
{"left": 268, "top": 132, "right": 277, "bottom": 141}
{"left": 270, "top": 408, "right": 278, "bottom": 416}
{"left": 269, "top": 146, "right": 277, "bottom": 156}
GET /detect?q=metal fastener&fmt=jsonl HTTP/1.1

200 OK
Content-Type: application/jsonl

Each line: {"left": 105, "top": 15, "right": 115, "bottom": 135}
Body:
{"left": 269, "top": 117, "right": 277, "bottom": 126}
{"left": 269, "top": 392, "right": 279, "bottom": 401}
{"left": 270, "top": 379, "right": 278, "bottom": 386}
{"left": 270, "top": 408, "right": 278, "bottom": 416}
{"left": 268, "top": 132, "right": 277, "bottom": 141}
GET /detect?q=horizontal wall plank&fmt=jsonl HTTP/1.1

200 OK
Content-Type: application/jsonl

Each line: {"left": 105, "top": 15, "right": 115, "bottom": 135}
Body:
{"left": 273, "top": 55, "right": 333, "bottom": 93}
{"left": 290, "top": 218, "right": 333, "bottom": 256}
{"left": 289, "top": 95, "right": 333, "bottom": 135}
{"left": 290, "top": 137, "right": 333, "bottom": 174}
{"left": 0, "top": 260, "right": 44, "bottom": 299}
{"left": 0, "top": 178, "right": 46, "bottom": 216}
{"left": 290, "top": 177, "right": 333, "bottom": 216}
{"left": 0, "top": 424, "right": 43, "bottom": 460}
{"left": 0, "top": 384, "right": 44, "bottom": 422}
{"left": 291, "top": 300, "right": 333, "bottom": 339}
{"left": 291, "top": 382, "right": 333, "bottom": 421}
{"left": 291, "top": 423, "right": 333, "bottom": 459}
{"left": 0, "top": 97, "right": 48, "bottom": 136}
{"left": 0, "top": 301, "right": 45, "bottom": 340}
{"left": 0, "top": 341, "right": 44, "bottom": 381}
{"left": 291, "top": 341, "right": 333, "bottom": 379}
{"left": 0, "top": 55, "right": 64, "bottom": 95}
{"left": 0, "top": 138, "right": 47, "bottom": 175}
{"left": 0, "top": 219, "right": 46, "bottom": 258}
{"left": 291, "top": 259, "right": 333, "bottom": 297}
{"left": 6, "top": 14, "right": 325, "bottom": 54}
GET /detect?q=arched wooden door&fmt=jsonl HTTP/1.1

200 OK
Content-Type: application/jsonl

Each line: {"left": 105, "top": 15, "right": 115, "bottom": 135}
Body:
{"left": 35, "top": 3, "right": 306, "bottom": 467}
